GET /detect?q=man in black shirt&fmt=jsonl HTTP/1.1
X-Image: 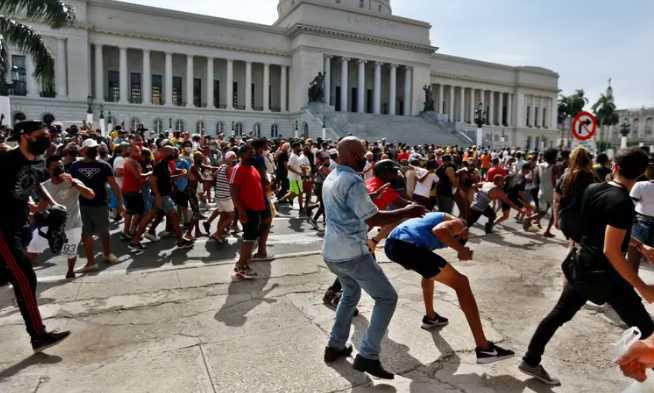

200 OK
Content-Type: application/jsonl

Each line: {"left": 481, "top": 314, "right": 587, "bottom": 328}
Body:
{"left": 520, "top": 148, "right": 654, "bottom": 386}
{"left": 70, "top": 138, "right": 124, "bottom": 272}
{"left": 0, "top": 121, "right": 70, "bottom": 351}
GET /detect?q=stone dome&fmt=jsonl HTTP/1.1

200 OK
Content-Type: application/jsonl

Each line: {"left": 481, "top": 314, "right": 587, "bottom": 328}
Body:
{"left": 278, "top": 0, "right": 392, "bottom": 19}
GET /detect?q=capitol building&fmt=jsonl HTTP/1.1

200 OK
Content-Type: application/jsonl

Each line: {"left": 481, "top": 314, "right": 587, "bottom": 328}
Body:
{"left": 6, "top": 0, "right": 560, "bottom": 148}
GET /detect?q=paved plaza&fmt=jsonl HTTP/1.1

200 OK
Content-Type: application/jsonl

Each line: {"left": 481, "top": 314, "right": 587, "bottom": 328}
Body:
{"left": 0, "top": 210, "right": 647, "bottom": 393}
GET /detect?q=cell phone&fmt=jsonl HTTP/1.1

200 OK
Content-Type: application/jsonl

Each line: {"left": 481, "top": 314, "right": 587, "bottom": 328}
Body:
{"left": 613, "top": 327, "right": 642, "bottom": 363}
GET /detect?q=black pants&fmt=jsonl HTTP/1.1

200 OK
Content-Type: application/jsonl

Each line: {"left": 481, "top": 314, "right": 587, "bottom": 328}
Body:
{"left": 466, "top": 207, "right": 496, "bottom": 227}
{"left": 329, "top": 278, "right": 342, "bottom": 293}
{"left": 312, "top": 183, "right": 325, "bottom": 222}
{"left": 524, "top": 280, "right": 654, "bottom": 366}
{"left": 0, "top": 230, "right": 45, "bottom": 339}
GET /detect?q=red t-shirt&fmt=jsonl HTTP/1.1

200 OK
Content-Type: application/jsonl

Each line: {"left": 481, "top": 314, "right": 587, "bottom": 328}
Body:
{"left": 397, "top": 151, "right": 410, "bottom": 162}
{"left": 366, "top": 176, "right": 401, "bottom": 210}
{"left": 230, "top": 164, "right": 266, "bottom": 211}
{"left": 486, "top": 166, "right": 508, "bottom": 181}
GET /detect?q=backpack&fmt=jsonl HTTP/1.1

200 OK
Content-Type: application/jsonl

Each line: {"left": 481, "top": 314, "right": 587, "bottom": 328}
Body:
{"left": 558, "top": 174, "right": 592, "bottom": 242}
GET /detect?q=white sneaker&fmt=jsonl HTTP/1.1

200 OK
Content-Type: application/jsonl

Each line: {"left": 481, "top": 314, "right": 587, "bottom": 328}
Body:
{"left": 144, "top": 232, "right": 160, "bottom": 242}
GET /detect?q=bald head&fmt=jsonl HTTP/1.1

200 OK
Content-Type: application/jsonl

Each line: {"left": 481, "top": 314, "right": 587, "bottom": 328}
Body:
{"left": 337, "top": 137, "right": 366, "bottom": 171}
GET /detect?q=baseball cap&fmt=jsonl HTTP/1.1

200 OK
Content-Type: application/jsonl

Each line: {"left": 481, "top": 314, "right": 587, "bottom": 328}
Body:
{"left": 8, "top": 120, "right": 45, "bottom": 141}
{"left": 81, "top": 138, "right": 99, "bottom": 149}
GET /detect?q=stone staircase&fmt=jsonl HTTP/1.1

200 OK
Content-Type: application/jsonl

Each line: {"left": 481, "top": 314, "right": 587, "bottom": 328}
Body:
{"left": 309, "top": 109, "right": 472, "bottom": 146}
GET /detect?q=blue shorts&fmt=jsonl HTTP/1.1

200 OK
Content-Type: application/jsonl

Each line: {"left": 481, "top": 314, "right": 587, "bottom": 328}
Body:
{"left": 151, "top": 195, "right": 176, "bottom": 214}
{"left": 633, "top": 215, "right": 654, "bottom": 247}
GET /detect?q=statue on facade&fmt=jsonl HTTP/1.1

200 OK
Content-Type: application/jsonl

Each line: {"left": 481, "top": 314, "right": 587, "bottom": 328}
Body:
{"left": 308, "top": 72, "right": 325, "bottom": 103}
{"left": 422, "top": 85, "right": 435, "bottom": 112}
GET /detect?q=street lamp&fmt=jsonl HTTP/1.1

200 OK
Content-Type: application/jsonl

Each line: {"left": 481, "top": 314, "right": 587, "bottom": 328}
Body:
{"left": 86, "top": 95, "right": 95, "bottom": 126}
{"left": 619, "top": 120, "right": 631, "bottom": 149}
{"left": 474, "top": 103, "right": 487, "bottom": 148}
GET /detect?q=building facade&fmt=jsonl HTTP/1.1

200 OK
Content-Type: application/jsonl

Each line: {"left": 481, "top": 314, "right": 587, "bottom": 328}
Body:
{"left": 5, "top": 0, "right": 560, "bottom": 148}
{"left": 605, "top": 107, "right": 654, "bottom": 146}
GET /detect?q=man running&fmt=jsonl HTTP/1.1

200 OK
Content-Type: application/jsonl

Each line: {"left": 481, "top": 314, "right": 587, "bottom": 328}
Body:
{"left": 385, "top": 212, "right": 515, "bottom": 364}
{"left": 466, "top": 175, "right": 531, "bottom": 234}
{"left": 0, "top": 121, "right": 70, "bottom": 351}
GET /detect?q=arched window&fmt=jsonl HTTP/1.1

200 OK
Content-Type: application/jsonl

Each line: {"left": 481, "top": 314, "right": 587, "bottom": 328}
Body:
{"left": 271, "top": 124, "right": 279, "bottom": 138}
{"left": 216, "top": 121, "right": 224, "bottom": 134}
{"left": 234, "top": 122, "right": 243, "bottom": 136}
{"left": 175, "top": 119, "right": 185, "bottom": 132}
{"left": 253, "top": 123, "right": 261, "bottom": 138}
{"left": 302, "top": 122, "right": 309, "bottom": 138}
{"left": 13, "top": 111, "right": 26, "bottom": 123}
{"left": 196, "top": 120, "right": 206, "bottom": 135}
{"left": 42, "top": 113, "right": 55, "bottom": 125}
{"left": 153, "top": 119, "right": 164, "bottom": 134}
{"left": 129, "top": 117, "right": 141, "bottom": 131}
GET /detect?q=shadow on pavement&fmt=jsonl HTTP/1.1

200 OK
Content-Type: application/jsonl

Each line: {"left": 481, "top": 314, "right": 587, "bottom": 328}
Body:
{"left": 0, "top": 353, "right": 62, "bottom": 381}
{"left": 213, "top": 261, "right": 279, "bottom": 327}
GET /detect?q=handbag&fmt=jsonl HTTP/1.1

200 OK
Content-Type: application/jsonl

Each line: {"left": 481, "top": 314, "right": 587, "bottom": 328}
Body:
{"left": 562, "top": 245, "right": 613, "bottom": 305}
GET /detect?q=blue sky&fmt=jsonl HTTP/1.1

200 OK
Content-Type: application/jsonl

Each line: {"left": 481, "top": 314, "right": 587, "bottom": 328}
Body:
{"left": 126, "top": 0, "right": 654, "bottom": 109}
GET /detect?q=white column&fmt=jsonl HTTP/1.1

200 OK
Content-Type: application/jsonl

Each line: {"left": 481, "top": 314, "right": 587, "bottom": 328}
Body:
{"left": 403, "top": 66, "right": 411, "bottom": 116}
{"left": 164, "top": 52, "right": 173, "bottom": 106}
{"left": 438, "top": 84, "right": 444, "bottom": 114}
{"left": 226, "top": 59, "right": 234, "bottom": 110}
{"left": 459, "top": 86, "right": 464, "bottom": 122}
{"left": 142, "top": 49, "right": 151, "bottom": 105}
{"left": 448, "top": 86, "right": 454, "bottom": 121}
{"left": 550, "top": 96, "right": 558, "bottom": 130}
{"left": 245, "top": 61, "right": 252, "bottom": 111}
{"left": 489, "top": 91, "right": 495, "bottom": 125}
{"left": 206, "top": 57, "right": 214, "bottom": 108}
{"left": 340, "top": 57, "right": 349, "bottom": 112}
{"left": 373, "top": 62, "right": 382, "bottom": 114}
{"left": 280, "top": 65, "right": 287, "bottom": 112}
{"left": 507, "top": 94, "right": 513, "bottom": 127}
{"left": 469, "top": 89, "right": 475, "bottom": 124}
{"left": 56, "top": 38, "right": 67, "bottom": 97}
{"left": 357, "top": 59, "right": 365, "bottom": 113}
{"left": 94, "top": 44, "right": 104, "bottom": 101}
{"left": 186, "top": 55, "right": 194, "bottom": 108}
{"left": 388, "top": 64, "right": 397, "bottom": 115}
{"left": 324, "top": 56, "right": 331, "bottom": 106}
{"left": 530, "top": 96, "right": 536, "bottom": 128}
{"left": 26, "top": 56, "right": 38, "bottom": 97}
{"left": 498, "top": 92, "right": 504, "bottom": 126}
{"left": 263, "top": 63, "right": 270, "bottom": 112}
{"left": 119, "top": 46, "right": 128, "bottom": 104}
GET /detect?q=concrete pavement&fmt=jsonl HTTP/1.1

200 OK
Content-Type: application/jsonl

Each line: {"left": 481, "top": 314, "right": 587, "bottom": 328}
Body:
{"left": 0, "top": 216, "right": 651, "bottom": 392}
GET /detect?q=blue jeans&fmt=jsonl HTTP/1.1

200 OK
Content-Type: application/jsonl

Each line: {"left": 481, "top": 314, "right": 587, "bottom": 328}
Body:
{"left": 326, "top": 254, "right": 398, "bottom": 360}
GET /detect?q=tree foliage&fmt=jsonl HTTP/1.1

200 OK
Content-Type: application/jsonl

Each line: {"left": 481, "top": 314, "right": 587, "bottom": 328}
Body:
{"left": 557, "top": 89, "right": 588, "bottom": 125}
{"left": 0, "top": 0, "right": 75, "bottom": 95}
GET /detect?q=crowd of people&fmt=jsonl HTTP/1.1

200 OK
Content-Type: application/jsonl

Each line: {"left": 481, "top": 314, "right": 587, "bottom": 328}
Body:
{"left": 2, "top": 119, "right": 654, "bottom": 387}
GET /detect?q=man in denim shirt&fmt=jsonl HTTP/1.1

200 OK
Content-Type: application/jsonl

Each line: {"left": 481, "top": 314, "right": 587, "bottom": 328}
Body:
{"left": 322, "top": 137, "right": 425, "bottom": 379}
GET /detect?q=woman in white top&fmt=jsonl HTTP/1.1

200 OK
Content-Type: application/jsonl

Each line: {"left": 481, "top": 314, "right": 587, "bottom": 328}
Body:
{"left": 628, "top": 165, "right": 654, "bottom": 271}
{"left": 413, "top": 160, "right": 439, "bottom": 210}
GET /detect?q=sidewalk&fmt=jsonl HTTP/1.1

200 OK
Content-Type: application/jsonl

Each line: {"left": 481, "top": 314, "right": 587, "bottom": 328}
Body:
{"left": 0, "top": 226, "right": 644, "bottom": 392}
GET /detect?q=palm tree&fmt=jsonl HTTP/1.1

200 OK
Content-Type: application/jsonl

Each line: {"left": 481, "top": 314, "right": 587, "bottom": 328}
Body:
{"left": 557, "top": 89, "right": 588, "bottom": 146}
{"left": 592, "top": 83, "right": 619, "bottom": 145}
{"left": 0, "top": 0, "right": 76, "bottom": 95}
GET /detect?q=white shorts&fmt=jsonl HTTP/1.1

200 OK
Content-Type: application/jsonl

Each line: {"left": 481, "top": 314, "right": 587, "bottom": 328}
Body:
{"left": 215, "top": 199, "right": 234, "bottom": 213}
{"left": 27, "top": 227, "right": 82, "bottom": 258}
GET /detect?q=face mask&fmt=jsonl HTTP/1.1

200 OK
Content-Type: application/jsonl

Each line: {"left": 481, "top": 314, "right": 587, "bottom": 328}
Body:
{"left": 27, "top": 135, "right": 51, "bottom": 155}
{"left": 52, "top": 166, "right": 65, "bottom": 178}
{"left": 86, "top": 147, "right": 98, "bottom": 159}
{"left": 231, "top": 160, "right": 238, "bottom": 166}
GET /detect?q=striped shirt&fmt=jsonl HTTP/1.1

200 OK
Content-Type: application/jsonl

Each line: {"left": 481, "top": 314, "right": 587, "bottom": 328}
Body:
{"left": 214, "top": 165, "right": 232, "bottom": 200}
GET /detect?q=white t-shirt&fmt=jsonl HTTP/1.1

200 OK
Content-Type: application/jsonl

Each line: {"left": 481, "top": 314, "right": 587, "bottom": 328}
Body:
{"left": 43, "top": 179, "right": 82, "bottom": 230}
{"left": 287, "top": 153, "right": 302, "bottom": 181}
{"left": 113, "top": 156, "right": 125, "bottom": 188}
{"left": 413, "top": 168, "right": 439, "bottom": 198}
{"left": 631, "top": 181, "right": 654, "bottom": 217}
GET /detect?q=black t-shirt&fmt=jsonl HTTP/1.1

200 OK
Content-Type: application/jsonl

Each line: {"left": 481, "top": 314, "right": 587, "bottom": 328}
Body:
{"left": 504, "top": 174, "right": 527, "bottom": 201}
{"left": 436, "top": 163, "right": 456, "bottom": 197}
{"left": 0, "top": 148, "right": 47, "bottom": 233}
{"left": 70, "top": 159, "right": 114, "bottom": 207}
{"left": 153, "top": 161, "right": 172, "bottom": 197}
{"left": 594, "top": 166, "right": 611, "bottom": 182}
{"left": 556, "top": 171, "right": 597, "bottom": 209}
{"left": 581, "top": 182, "right": 634, "bottom": 263}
